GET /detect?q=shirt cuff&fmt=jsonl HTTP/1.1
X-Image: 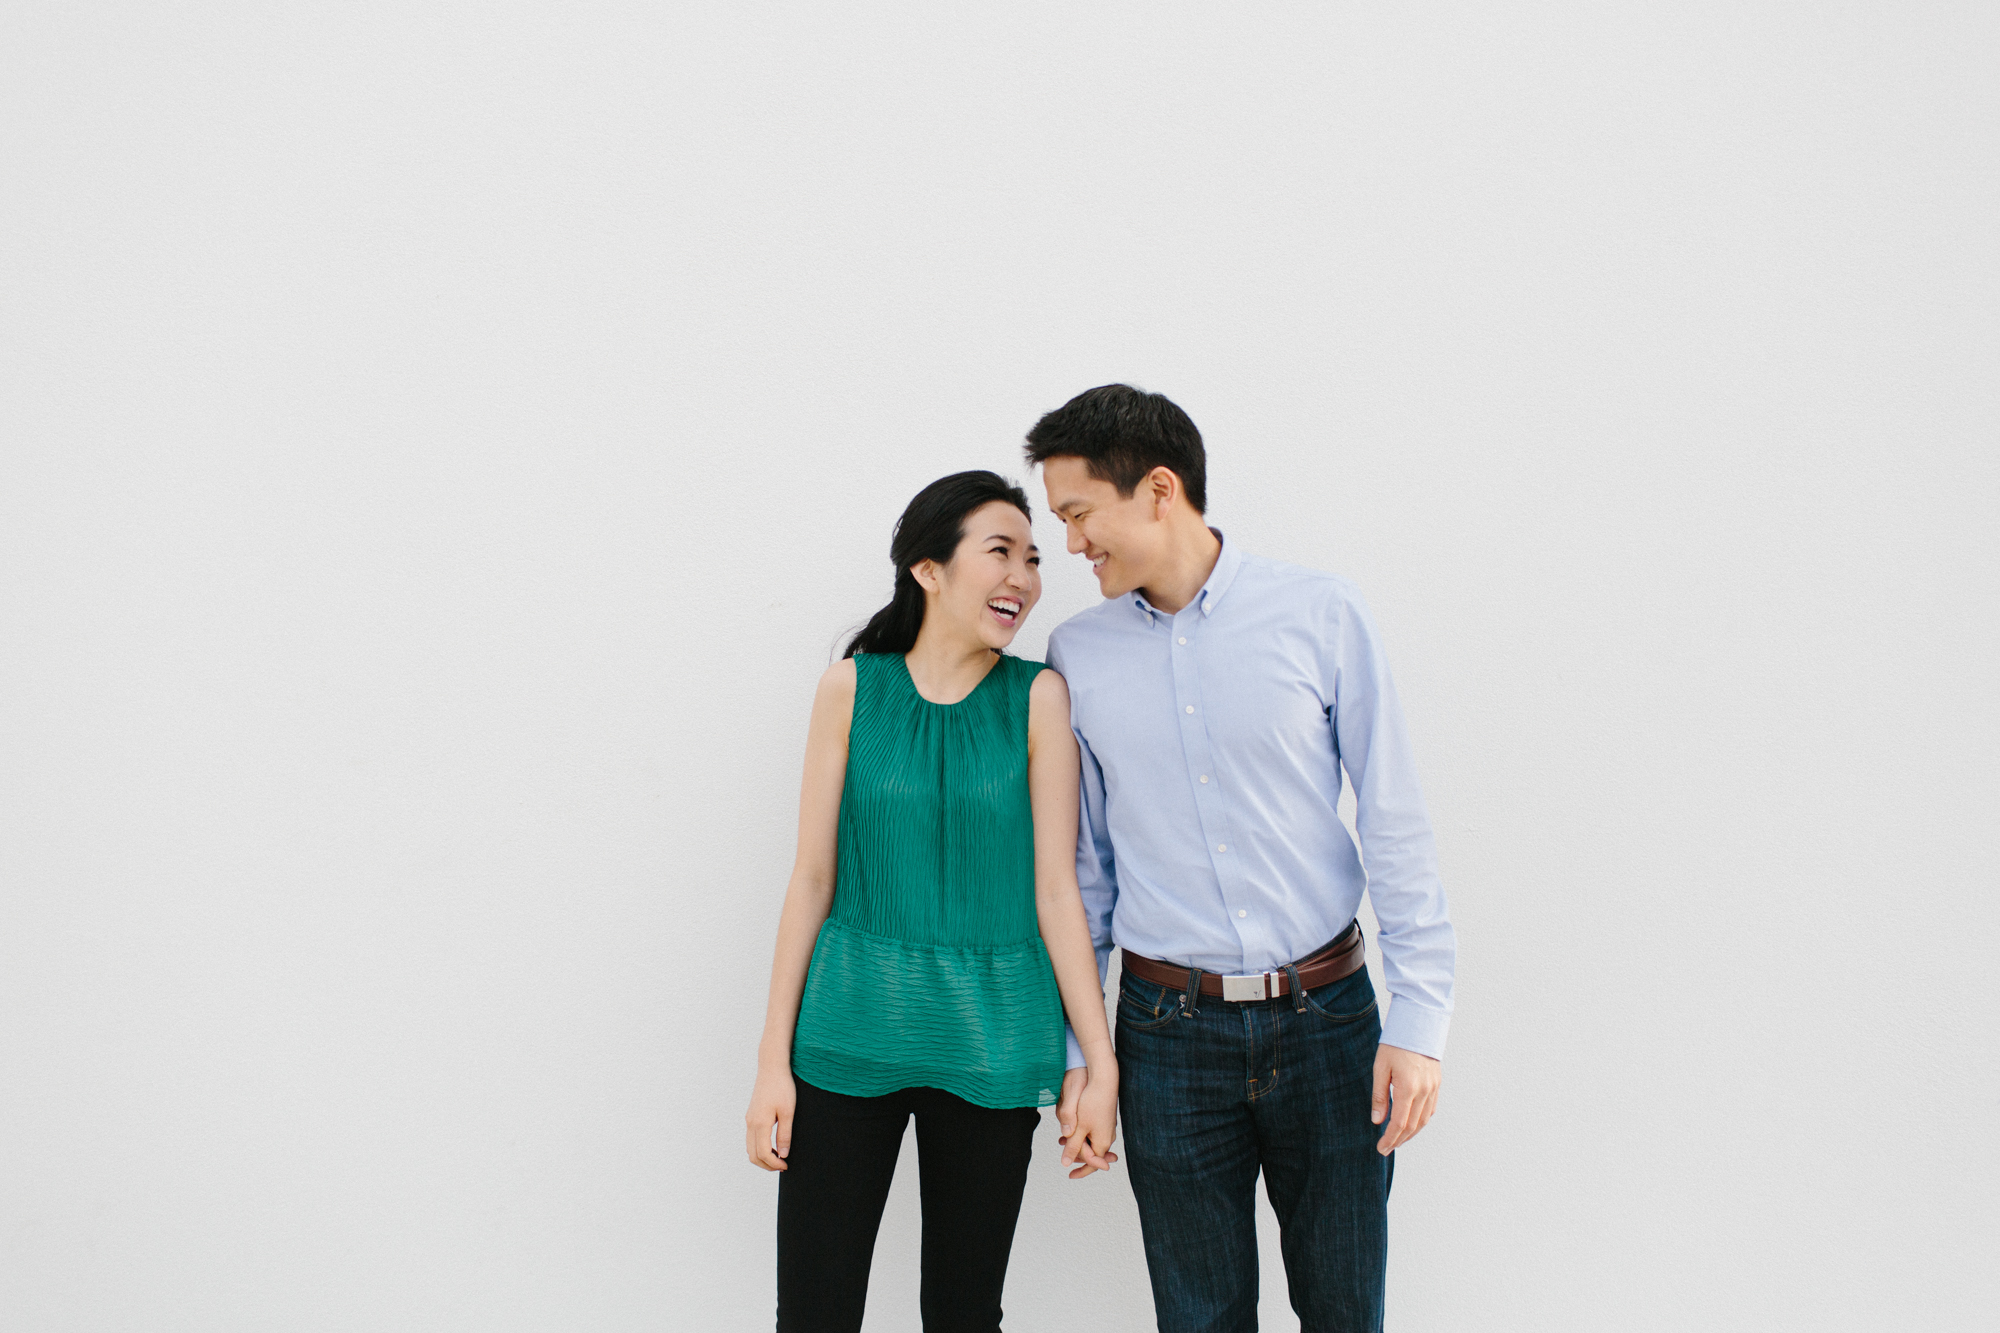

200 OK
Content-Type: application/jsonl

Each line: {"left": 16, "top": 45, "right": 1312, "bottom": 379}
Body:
{"left": 1063, "top": 1023, "right": 1086, "bottom": 1070}
{"left": 1380, "top": 998, "right": 1451, "bottom": 1060}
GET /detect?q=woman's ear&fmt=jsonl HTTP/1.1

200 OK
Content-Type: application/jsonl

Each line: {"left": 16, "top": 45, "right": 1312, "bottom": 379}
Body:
{"left": 911, "top": 559, "right": 941, "bottom": 594}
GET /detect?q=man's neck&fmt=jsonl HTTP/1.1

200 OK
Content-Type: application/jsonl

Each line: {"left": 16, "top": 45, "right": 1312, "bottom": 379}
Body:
{"left": 1138, "top": 520, "right": 1223, "bottom": 615}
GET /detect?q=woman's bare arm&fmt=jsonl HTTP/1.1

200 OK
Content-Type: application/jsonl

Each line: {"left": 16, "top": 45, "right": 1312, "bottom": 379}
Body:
{"left": 1028, "top": 668, "right": 1118, "bottom": 1175}
{"left": 745, "top": 659, "right": 853, "bottom": 1170}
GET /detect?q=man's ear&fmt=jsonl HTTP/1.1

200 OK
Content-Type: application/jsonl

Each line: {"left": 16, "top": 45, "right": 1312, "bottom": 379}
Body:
{"left": 1147, "top": 466, "right": 1180, "bottom": 518}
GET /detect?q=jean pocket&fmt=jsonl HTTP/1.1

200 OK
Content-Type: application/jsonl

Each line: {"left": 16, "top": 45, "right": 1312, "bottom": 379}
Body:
{"left": 1301, "top": 971, "right": 1378, "bottom": 1025}
{"left": 1116, "top": 978, "right": 1181, "bottom": 1031}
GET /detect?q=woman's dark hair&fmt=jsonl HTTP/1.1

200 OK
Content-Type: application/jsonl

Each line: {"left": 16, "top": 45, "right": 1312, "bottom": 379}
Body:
{"left": 1022, "top": 382, "right": 1207, "bottom": 513}
{"left": 844, "top": 471, "right": 1034, "bottom": 658}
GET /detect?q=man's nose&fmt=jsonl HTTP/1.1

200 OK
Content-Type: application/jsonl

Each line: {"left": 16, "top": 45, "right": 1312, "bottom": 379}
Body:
{"left": 1066, "top": 523, "right": 1086, "bottom": 554}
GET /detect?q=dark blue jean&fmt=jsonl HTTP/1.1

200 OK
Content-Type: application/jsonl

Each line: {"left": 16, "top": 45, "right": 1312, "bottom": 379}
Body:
{"left": 1117, "top": 962, "right": 1391, "bottom": 1333}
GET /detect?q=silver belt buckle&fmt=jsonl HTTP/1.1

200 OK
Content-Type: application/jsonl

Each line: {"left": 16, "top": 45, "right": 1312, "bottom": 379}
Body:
{"left": 1221, "top": 971, "right": 1278, "bottom": 1002}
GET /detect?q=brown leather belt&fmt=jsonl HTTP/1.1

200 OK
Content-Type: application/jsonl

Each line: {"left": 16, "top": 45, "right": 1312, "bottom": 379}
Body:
{"left": 1120, "top": 921, "right": 1365, "bottom": 1002}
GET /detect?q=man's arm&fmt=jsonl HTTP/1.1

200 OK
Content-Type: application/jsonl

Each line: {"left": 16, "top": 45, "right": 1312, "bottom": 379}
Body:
{"left": 1329, "top": 582, "right": 1455, "bottom": 1152}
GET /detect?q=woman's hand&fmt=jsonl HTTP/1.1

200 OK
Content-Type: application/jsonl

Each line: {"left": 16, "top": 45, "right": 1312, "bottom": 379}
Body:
{"left": 745, "top": 1062, "right": 797, "bottom": 1171}
{"left": 1058, "top": 1061, "right": 1119, "bottom": 1180}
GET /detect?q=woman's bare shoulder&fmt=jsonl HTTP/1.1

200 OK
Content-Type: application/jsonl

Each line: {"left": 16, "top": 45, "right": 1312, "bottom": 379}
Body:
{"left": 1028, "top": 663, "right": 1071, "bottom": 721}
{"left": 814, "top": 657, "right": 858, "bottom": 712}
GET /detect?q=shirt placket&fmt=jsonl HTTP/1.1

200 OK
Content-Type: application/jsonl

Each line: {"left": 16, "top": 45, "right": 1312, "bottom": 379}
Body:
{"left": 1167, "top": 599, "right": 1255, "bottom": 968}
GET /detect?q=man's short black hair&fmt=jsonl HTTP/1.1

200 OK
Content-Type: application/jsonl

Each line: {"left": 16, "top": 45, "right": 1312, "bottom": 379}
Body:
{"left": 1023, "top": 383, "right": 1207, "bottom": 513}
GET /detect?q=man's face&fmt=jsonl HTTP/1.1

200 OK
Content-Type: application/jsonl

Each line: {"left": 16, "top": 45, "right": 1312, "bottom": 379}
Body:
{"left": 1040, "top": 456, "right": 1164, "bottom": 600}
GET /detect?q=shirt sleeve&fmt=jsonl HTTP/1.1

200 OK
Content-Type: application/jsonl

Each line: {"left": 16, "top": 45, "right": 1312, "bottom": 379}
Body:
{"left": 1053, "top": 634, "right": 1118, "bottom": 1070}
{"left": 1327, "top": 582, "right": 1456, "bottom": 1058}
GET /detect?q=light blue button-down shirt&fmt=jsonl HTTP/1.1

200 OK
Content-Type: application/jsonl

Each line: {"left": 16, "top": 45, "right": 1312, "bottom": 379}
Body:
{"left": 1050, "top": 532, "right": 1455, "bottom": 1062}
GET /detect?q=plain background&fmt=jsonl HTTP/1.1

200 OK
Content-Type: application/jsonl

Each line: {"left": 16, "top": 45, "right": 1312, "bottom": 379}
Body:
{"left": 4, "top": 4, "right": 1996, "bottom": 1330}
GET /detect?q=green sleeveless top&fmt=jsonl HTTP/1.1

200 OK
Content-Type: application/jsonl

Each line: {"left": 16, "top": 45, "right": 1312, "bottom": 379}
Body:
{"left": 792, "top": 651, "right": 1066, "bottom": 1109}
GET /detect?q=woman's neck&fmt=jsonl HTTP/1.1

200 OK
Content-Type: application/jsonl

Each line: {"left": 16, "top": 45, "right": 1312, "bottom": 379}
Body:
{"left": 903, "top": 622, "right": 999, "bottom": 705}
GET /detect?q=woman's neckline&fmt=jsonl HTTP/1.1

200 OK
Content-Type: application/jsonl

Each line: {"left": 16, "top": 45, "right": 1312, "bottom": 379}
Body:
{"left": 897, "top": 650, "right": 1002, "bottom": 707}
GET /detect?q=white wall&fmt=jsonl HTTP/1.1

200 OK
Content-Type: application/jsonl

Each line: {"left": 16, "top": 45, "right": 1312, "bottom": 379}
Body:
{"left": 4, "top": 4, "right": 1995, "bottom": 1330}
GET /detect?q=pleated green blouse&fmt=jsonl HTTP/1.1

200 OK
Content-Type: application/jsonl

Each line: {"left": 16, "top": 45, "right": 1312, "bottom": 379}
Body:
{"left": 791, "top": 651, "right": 1065, "bottom": 1109}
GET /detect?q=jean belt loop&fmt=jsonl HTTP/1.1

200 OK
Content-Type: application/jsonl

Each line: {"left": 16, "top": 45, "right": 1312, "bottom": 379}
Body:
{"left": 1184, "top": 965, "right": 1203, "bottom": 1017}
{"left": 1284, "top": 961, "right": 1305, "bottom": 1012}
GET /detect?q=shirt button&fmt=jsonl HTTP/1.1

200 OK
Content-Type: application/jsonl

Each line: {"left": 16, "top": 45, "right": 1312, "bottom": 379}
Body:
{"left": 1217, "top": 843, "right": 1227, "bottom": 852}
{"left": 1185, "top": 705, "right": 1195, "bottom": 714}
{"left": 1178, "top": 636, "right": 1187, "bottom": 644}
{"left": 1237, "top": 909, "right": 1248, "bottom": 918}
{"left": 1199, "top": 775, "right": 1209, "bottom": 783}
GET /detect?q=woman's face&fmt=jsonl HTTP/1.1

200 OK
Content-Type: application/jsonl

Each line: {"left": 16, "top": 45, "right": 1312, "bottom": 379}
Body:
{"left": 914, "top": 500, "right": 1042, "bottom": 651}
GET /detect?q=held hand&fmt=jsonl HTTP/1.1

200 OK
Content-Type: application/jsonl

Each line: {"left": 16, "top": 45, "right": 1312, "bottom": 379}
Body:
{"left": 1370, "top": 1043, "right": 1441, "bottom": 1155}
{"left": 1057, "top": 1064, "right": 1120, "bottom": 1179}
{"left": 1054, "top": 1067, "right": 1097, "bottom": 1172}
{"left": 745, "top": 1063, "right": 797, "bottom": 1171}
{"left": 1055, "top": 1066, "right": 1087, "bottom": 1144}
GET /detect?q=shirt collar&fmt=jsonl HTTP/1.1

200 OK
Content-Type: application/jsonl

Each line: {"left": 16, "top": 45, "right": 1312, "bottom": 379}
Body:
{"left": 1130, "top": 528, "right": 1242, "bottom": 620}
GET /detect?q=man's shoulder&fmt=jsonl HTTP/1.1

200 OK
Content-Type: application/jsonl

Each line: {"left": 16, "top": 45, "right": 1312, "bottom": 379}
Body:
{"left": 1046, "top": 597, "right": 1131, "bottom": 656}
{"left": 1231, "top": 550, "right": 1369, "bottom": 617}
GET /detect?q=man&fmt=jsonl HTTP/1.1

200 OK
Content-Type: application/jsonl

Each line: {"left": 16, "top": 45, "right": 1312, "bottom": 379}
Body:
{"left": 1031, "top": 385, "right": 1455, "bottom": 1333}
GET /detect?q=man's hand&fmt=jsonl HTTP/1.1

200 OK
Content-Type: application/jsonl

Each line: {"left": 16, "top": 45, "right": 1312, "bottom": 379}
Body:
{"left": 1370, "top": 1044, "right": 1440, "bottom": 1155}
{"left": 1056, "top": 1065, "right": 1120, "bottom": 1179}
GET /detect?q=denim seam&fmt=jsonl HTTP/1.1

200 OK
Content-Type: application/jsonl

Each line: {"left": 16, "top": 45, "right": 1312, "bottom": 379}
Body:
{"left": 1301, "top": 970, "right": 1378, "bottom": 1025}
{"left": 1304, "top": 995, "right": 1378, "bottom": 1025}
{"left": 1119, "top": 980, "right": 1180, "bottom": 1031}
{"left": 1245, "top": 1003, "right": 1281, "bottom": 1103}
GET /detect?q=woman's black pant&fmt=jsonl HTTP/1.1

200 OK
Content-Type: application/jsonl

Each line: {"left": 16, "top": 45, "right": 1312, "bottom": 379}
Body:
{"left": 776, "top": 1077, "right": 1040, "bottom": 1332}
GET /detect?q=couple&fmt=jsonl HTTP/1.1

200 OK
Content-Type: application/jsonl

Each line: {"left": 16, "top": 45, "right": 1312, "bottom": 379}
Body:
{"left": 745, "top": 384, "right": 1456, "bottom": 1333}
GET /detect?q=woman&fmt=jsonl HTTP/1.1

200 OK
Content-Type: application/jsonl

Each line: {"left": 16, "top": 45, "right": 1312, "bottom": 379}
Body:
{"left": 744, "top": 470, "right": 1118, "bottom": 1332}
